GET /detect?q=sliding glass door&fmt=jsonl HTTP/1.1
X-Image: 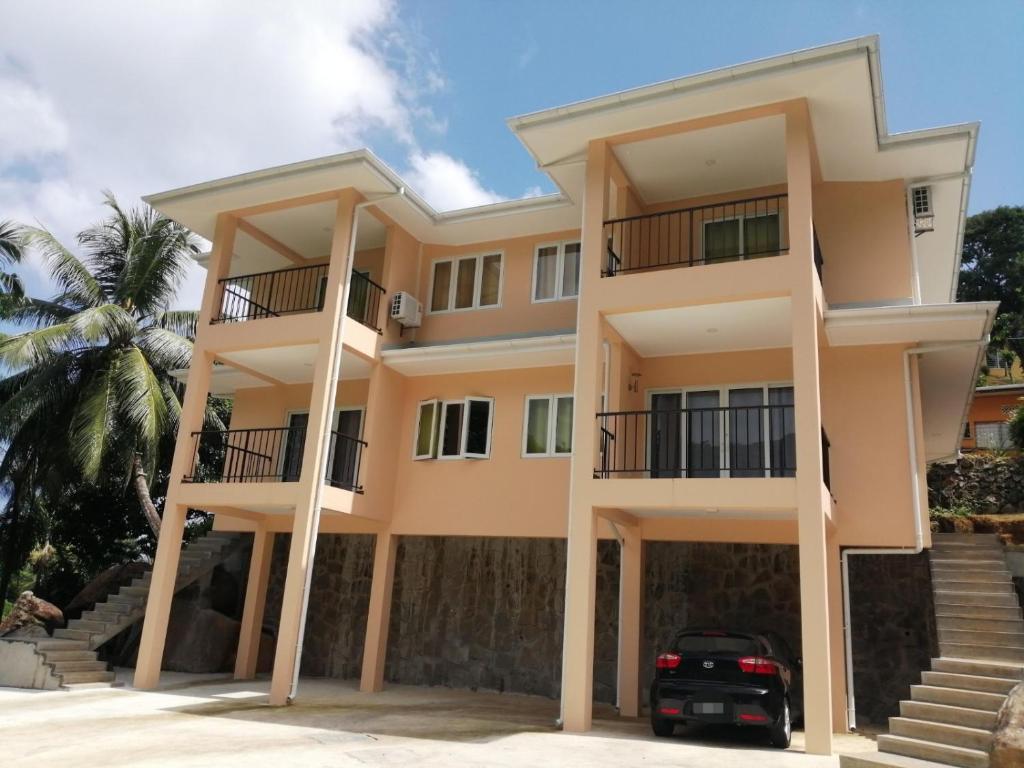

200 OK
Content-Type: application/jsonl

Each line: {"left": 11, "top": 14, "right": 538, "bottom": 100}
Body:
{"left": 650, "top": 392, "right": 682, "bottom": 478}
{"left": 685, "top": 390, "right": 721, "bottom": 478}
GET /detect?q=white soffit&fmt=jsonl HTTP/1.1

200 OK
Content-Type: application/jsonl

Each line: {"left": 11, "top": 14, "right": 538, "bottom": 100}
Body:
{"left": 612, "top": 116, "right": 786, "bottom": 203}
{"left": 214, "top": 345, "right": 371, "bottom": 388}
{"left": 919, "top": 345, "right": 986, "bottom": 462}
{"left": 606, "top": 296, "right": 792, "bottom": 358}
{"left": 824, "top": 302, "right": 997, "bottom": 347}
{"left": 382, "top": 334, "right": 576, "bottom": 377}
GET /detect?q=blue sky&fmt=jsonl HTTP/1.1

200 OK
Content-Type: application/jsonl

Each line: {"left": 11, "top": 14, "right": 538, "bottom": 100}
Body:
{"left": 0, "top": 1, "right": 1021, "bottom": 310}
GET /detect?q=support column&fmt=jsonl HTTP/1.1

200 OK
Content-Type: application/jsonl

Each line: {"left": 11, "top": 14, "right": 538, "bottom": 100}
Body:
{"left": 616, "top": 522, "right": 643, "bottom": 718}
{"left": 826, "top": 529, "right": 848, "bottom": 730}
{"left": 134, "top": 213, "right": 237, "bottom": 690}
{"left": 269, "top": 189, "right": 361, "bottom": 706}
{"left": 360, "top": 531, "right": 397, "bottom": 692}
{"left": 787, "top": 101, "right": 834, "bottom": 755}
{"left": 561, "top": 139, "right": 610, "bottom": 732}
{"left": 235, "top": 528, "right": 275, "bottom": 680}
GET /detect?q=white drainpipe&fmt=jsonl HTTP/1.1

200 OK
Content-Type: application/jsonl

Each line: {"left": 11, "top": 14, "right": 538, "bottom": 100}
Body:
{"left": 840, "top": 338, "right": 987, "bottom": 729}
{"left": 288, "top": 187, "right": 405, "bottom": 702}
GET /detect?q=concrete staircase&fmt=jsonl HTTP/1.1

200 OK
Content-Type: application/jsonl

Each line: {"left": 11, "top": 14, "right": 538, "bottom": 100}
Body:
{"left": 0, "top": 531, "right": 240, "bottom": 690}
{"left": 841, "top": 533, "right": 1024, "bottom": 768}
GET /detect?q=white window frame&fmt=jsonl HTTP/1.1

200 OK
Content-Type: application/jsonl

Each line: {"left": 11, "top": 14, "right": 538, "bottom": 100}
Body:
{"left": 701, "top": 211, "right": 781, "bottom": 262}
{"left": 522, "top": 394, "right": 574, "bottom": 458}
{"left": 430, "top": 396, "right": 495, "bottom": 460}
{"left": 428, "top": 252, "right": 504, "bottom": 314}
{"left": 413, "top": 399, "right": 440, "bottom": 460}
{"left": 531, "top": 241, "right": 581, "bottom": 303}
{"left": 644, "top": 381, "right": 793, "bottom": 478}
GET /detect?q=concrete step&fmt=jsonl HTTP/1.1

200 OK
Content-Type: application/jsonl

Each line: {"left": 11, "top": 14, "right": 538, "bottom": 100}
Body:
{"left": 941, "top": 642, "right": 1024, "bottom": 663}
{"left": 49, "top": 659, "right": 108, "bottom": 674}
{"left": 840, "top": 751, "right": 976, "bottom": 768}
{"left": 931, "top": 657, "right": 1024, "bottom": 679}
{"left": 921, "top": 670, "right": 1021, "bottom": 695}
{"left": 52, "top": 628, "right": 95, "bottom": 641}
{"left": 105, "top": 593, "right": 145, "bottom": 607}
{"left": 934, "top": 591, "right": 1021, "bottom": 609}
{"left": 81, "top": 609, "right": 124, "bottom": 624}
{"left": 877, "top": 734, "right": 989, "bottom": 768}
{"left": 67, "top": 619, "right": 108, "bottom": 633}
{"left": 132, "top": 575, "right": 152, "bottom": 587}
{"left": 899, "top": 700, "right": 998, "bottom": 731}
{"left": 930, "top": 569, "right": 1012, "bottom": 582}
{"left": 58, "top": 669, "right": 116, "bottom": 685}
{"left": 931, "top": 546, "right": 1006, "bottom": 558}
{"left": 118, "top": 585, "right": 149, "bottom": 598}
{"left": 938, "top": 628, "right": 1024, "bottom": 648}
{"left": 38, "top": 649, "right": 95, "bottom": 662}
{"left": 31, "top": 637, "right": 88, "bottom": 651}
{"left": 889, "top": 717, "right": 992, "bottom": 752}
{"left": 931, "top": 558, "right": 1008, "bottom": 568}
{"left": 935, "top": 605, "right": 1023, "bottom": 621}
{"left": 61, "top": 681, "right": 120, "bottom": 690}
{"left": 936, "top": 616, "right": 1024, "bottom": 633}
{"left": 910, "top": 684, "right": 1007, "bottom": 712}
{"left": 931, "top": 579, "right": 1015, "bottom": 594}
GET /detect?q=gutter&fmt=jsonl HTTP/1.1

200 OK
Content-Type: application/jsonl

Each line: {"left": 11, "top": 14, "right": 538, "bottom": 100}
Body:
{"left": 840, "top": 338, "right": 988, "bottom": 728}
{"left": 287, "top": 186, "right": 406, "bottom": 703}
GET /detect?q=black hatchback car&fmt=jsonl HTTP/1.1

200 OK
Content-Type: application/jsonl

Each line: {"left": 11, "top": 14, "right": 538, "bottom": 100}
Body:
{"left": 649, "top": 629, "right": 801, "bottom": 748}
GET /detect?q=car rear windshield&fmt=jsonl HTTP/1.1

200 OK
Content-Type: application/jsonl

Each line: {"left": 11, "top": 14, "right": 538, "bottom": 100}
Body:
{"left": 673, "top": 633, "right": 760, "bottom": 656}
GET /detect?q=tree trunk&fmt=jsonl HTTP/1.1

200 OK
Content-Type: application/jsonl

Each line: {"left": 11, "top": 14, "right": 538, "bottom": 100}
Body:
{"left": 132, "top": 454, "right": 162, "bottom": 537}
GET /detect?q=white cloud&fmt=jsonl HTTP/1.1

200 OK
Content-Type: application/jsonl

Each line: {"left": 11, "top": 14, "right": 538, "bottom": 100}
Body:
{"left": 0, "top": 0, "right": 467, "bottom": 309}
{"left": 403, "top": 151, "right": 506, "bottom": 212}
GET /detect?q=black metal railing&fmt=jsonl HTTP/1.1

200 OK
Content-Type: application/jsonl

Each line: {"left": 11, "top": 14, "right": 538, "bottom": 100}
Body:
{"left": 346, "top": 271, "right": 386, "bottom": 334}
{"left": 184, "top": 426, "right": 307, "bottom": 483}
{"left": 595, "top": 404, "right": 796, "bottom": 478}
{"left": 213, "top": 264, "right": 330, "bottom": 324}
{"left": 603, "top": 194, "right": 789, "bottom": 276}
{"left": 326, "top": 431, "right": 367, "bottom": 493}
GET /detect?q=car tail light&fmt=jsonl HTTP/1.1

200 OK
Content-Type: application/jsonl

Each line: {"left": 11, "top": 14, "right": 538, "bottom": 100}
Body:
{"left": 656, "top": 652, "right": 682, "bottom": 669}
{"left": 659, "top": 707, "right": 681, "bottom": 715}
{"left": 739, "top": 713, "right": 769, "bottom": 723}
{"left": 738, "top": 656, "right": 778, "bottom": 675}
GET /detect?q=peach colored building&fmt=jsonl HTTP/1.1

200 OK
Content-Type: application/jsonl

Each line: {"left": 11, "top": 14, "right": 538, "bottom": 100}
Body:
{"left": 133, "top": 37, "right": 994, "bottom": 756}
{"left": 962, "top": 384, "right": 1023, "bottom": 451}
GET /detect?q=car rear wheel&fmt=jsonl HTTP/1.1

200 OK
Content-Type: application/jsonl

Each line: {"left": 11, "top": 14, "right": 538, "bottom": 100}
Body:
{"left": 768, "top": 699, "right": 791, "bottom": 749}
{"left": 651, "top": 717, "right": 675, "bottom": 737}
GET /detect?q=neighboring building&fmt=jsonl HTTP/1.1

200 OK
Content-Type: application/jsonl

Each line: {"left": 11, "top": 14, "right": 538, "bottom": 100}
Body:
{"left": 132, "top": 37, "right": 994, "bottom": 756}
{"left": 963, "top": 384, "right": 1023, "bottom": 451}
{"left": 980, "top": 345, "right": 1022, "bottom": 386}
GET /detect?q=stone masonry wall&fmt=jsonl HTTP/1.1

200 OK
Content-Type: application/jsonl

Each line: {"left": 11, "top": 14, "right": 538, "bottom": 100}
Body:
{"left": 847, "top": 551, "right": 938, "bottom": 726}
{"left": 262, "top": 535, "right": 929, "bottom": 724}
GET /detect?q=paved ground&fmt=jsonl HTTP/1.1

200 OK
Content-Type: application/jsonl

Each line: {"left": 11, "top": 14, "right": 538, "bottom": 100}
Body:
{"left": 1, "top": 672, "right": 879, "bottom": 767}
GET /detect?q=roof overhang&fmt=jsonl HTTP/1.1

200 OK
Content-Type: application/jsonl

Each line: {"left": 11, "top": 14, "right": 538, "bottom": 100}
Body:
{"left": 381, "top": 333, "right": 576, "bottom": 377}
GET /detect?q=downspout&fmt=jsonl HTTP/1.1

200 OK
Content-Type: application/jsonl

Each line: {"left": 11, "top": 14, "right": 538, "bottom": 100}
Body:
{"left": 840, "top": 338, "right": 987, "bottom": 728}
{"left": 288, "top": 186, "right": 405, "bottom": 702}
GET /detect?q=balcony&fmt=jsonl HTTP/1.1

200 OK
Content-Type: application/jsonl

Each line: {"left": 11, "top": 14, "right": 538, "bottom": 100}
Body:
{"left": 603, "top": 194, "right": 789, "bottom": 277}
{"left": 183, "top": 425, "right": 367, "bottom": 493}
{"left": 212, "top": 264, "right": 387, "bottom": 333}
{"left": 595, "top": 403, "right": 796, "bottom": 479}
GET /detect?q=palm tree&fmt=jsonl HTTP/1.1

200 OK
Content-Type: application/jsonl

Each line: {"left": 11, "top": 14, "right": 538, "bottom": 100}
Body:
{"left": 0, "top": 193, "right": 215, "bottom": 538}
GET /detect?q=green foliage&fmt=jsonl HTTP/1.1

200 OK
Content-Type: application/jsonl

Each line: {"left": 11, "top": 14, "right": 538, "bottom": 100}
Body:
{"left": 929, "top": 504, "right": 976, "bottom": 521}
{"left": 1010, "top": 404, "right": 1024, "bottom": 451}
{"left": 958, "top": 206, "right": 1024, "bottom": 366}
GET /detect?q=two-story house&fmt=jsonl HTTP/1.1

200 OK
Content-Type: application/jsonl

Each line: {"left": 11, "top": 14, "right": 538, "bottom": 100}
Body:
{"left": 131, "top": 37, "right": 994, "bottom": 756}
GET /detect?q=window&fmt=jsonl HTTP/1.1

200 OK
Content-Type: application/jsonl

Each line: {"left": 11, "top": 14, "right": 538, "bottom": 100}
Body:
{"left": 422, "top": 396, "right": 494, "bottom": 459}
{"left": 533, "top": 242, "right": 581, "bottom": 302}
{"left": 912, "top": 186, "right": 933, "bottom": 217}
{"left": 975, "top": 421, "right": 1011, "bottom": 450}
{"left": 703, "top": 213, "right": 780, "bottom": 263}
{"left": 429, "top": 253, "right": 503, "bottom": 312}
{"left": 523, "top": 395, "right": 574, "bottom": 457}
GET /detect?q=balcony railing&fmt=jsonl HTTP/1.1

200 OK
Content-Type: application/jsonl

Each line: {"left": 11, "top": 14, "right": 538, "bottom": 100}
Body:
{"left": 184, "top": 425, "right": 366, "bottom": 492}
{"left": 212, "top": 264, "right": 386, "bottom": 333}
{"left": 595, "top": 404, "right": 797, "bottom": 478}
{"left": 603, "top": 194, "right": 789, "bottom": 276}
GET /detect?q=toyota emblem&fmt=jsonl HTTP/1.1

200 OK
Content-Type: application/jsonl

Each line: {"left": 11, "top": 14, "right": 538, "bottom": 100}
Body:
{"left": 702, "top": 660, "right": 714, "bottom": 669}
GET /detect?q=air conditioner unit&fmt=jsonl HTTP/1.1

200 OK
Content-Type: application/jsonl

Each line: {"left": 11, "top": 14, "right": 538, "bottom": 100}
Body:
{"left": 390, "top": 291, "right": 422, "bottom": 328}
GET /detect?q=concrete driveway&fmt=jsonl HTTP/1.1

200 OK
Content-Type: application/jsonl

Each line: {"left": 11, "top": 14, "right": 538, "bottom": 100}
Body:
{"left": 1, "top": 672, "right": 877, "bottom": 767}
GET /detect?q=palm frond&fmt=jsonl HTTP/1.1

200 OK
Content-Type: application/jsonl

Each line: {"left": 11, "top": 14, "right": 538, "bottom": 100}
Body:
{"left": 70, "top": 304, "right": 137, "bottom": 344}
{"left": 22, "top": 226, "right": 105, "bottom": 308}
{"left": 160, "top": 378, "right": 182, "bottom": 434}
{"left": 0, "top": 323, "right": 82, "bottom": 369}
{"left": 0, "top": 296, "right": 77, "bottom": 327}
{"left": 153, "top": 309, "right": 198, "bottom": 341}
{"left": 136, "top": 326, "right": 192, "bottom": 372}
{"left": 69, "top": 359, "right": 118, "bottom": 481}
{"left": 112, "top": 346, "right": 167, "bottom": 458}
{"left": 0, "top": 220, "right": 25, "bottom": 266}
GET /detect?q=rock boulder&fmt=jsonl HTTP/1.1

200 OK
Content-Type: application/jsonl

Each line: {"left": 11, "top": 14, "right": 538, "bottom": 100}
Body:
{"left": 992, "top": 682, "right": 1024, "bottom": 768}
{"left": 0, "top": 591, "right": 64, "bottom": 636}
{"left": 162, "top": 601, "right": 240, "bottom": 673}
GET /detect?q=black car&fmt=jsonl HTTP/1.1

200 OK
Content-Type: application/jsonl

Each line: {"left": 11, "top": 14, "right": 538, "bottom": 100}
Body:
{"left": 649, "top": 629, "right": 801, "bottom": 748}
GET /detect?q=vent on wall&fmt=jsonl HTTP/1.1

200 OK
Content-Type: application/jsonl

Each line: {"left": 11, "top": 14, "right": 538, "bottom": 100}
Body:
{"left": 911, "top": 186, "right": 934, "bottom": 235}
